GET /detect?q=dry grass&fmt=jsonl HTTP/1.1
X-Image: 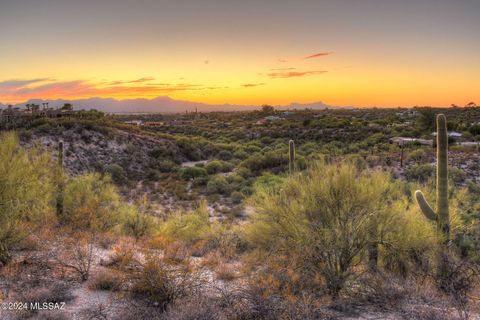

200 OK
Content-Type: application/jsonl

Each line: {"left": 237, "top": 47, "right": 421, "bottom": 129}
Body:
{"left": 103, "top": 237, "right": 137, "bottom": 269}
{"left": 215, "top": 263, "right": 237, "bottom": 281}
{"left": 200, "top": 251, "right": 221, "bottom": 268}
{"left": 128, "top": 254, "right": 203, "bottom": 312}
{"left": 88, "top": 270, "right": 124, "bottom": 291}
{"left": 163, "top": 241, "right": 189, "bottom": 264}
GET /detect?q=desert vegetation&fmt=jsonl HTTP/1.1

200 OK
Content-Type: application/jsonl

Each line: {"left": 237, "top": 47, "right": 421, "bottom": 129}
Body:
{"left": 1, "top": 107, "right": 480, "bottom": 319}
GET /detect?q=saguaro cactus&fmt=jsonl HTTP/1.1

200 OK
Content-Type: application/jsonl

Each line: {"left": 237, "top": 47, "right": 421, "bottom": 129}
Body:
{"left": 415, "top": 114, "right": 449, "bottom": 238}
{"left": 56, "top": 141, "right": 64, "bottom": 217}
{"left": 289, "top": 140, "right": 295, "bottom": 174}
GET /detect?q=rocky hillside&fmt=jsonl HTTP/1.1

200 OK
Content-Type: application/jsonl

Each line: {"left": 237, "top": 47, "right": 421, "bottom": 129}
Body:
{"left": 19, "top": 121, "right": 185, "bottom": 180}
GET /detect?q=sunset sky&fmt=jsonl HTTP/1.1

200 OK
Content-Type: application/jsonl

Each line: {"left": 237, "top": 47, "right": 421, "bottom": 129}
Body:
{"left": 1, "top": 0, "right": 479, "bottom": 107}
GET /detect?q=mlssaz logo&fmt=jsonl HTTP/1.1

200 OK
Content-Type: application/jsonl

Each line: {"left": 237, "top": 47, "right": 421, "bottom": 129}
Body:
{"left": 30, "top": 302, "right": 66, "bottom": 310}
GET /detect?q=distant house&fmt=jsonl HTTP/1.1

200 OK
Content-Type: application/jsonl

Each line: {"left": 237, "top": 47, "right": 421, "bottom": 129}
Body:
{"left": 124, "top": 120, "right": 143, "bottom": 126}
{"left": 432, "top": 131, "right": 462, "bottom": 138}
{"left": 256, "top": 116, "right": 283, "bottom": 125}
{"left": 390, "top": 137, "right": 433, "bottom": 146}
{"left": 143, "top": 121, "right": 164, "bottom": 127}
{"left": 264, "top": 116, "right": 282, "bottom": 122}
{"left": 1, "top": 104, "right": 79, "bottom": 127}
{"left": 396, "top": 110, "right": 421, "bottom": 118}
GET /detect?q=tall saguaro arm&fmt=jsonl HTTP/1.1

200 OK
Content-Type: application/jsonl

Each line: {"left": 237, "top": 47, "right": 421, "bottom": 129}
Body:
{"left": 414, "top": 114, "right": 450, "bottom": 238}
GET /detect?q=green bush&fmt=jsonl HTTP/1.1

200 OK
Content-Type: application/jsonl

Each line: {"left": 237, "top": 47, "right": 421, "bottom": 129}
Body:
{"left": 205, "top": 160, "right": 223, "bottom": 174}
{"left": 233, "top": 149, "right": 248, "bottom": 160}
{"left": 160, "top": 201, "right": 211, "bottom": 244}
{"left": 404, "top": 164, "right": 434, "bottom": 183}
{"left": 231, "top": 191, "right": 244, "bottom": 204}
{"left": 205, "top": 160, "right": 233, "bottom": 174}
{"left": 105, "top": 163, "right": 126, "bottom": 184}
{"left": 240, "top": 151, "right": 289, "bottom": 174}
{"left": 178, "top": 166, "right": 207, "bottom": 180}
{"left": 123, "top": 196, "right": 158, "bottom": 239}
{"left": 217, "top": 150, "right": 232, "bottom": 160}
{"left": 156, "top": 160, "right": 178, "bottom": 173}
{"left": 407, "top": 149, "right": 427, "bottom": 163}
{"left": 206, "top": 176, "right": 231, "bottom": 195}
{"left": 63, "top": 173, "right": 125, "bottom": 232}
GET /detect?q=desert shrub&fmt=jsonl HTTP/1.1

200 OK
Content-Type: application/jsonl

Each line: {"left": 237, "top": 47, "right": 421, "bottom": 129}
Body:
{"left": 149, "top": 145, "right": 171, "bottom": 158}
{"left": 55, "top": 233, "right": 96, "bottom": 282}
{"left": 344, "top": 273, "right": 412, "bottom": 310}
{"left": 206, "top": 176, "right": 231, "bottom": 195}
{"left": 123, "top": 195, "right": 158, "bottom": 239}
{"left": 106, "top": 237, "right": 138, "bottom": 268}
{"left": 247, "top": 161, "right": 419, "bottom": 298}
{"left": 450, "top": 167, "right": 466, "bottom": 184}
{"left": 161, "top": 296, "right": 224, "bottom": 320}
{"left": 236, "top": 166, "right": 252, "bottom": 178}
{"left": 452, "top": 187, "right": 480, "bottom": 262}
{"left": 366, "top": 155, "right": 381, "bottom": 167}
{"left": 0, "top": 132, "right": 55, "bottom": 264}
{"left": 178, "top": 166, "right": 207, "bottom": 180}
{"left": 231, "top": 191, "right": 244, "bottom": 204}
{"left": 105, "top": 163, "right": 126, "bottom": 184}
{"left": 407, "top": 149, "right": 427, "bottom": 163}
{"left": 252, "top": 172, "right": 284, "bottom": 192}
{"left": 215, "top": 263, "right": 237, "bottom": 281}
{"left": 240, "top": 151, "right": 289, "bottom": 174}
{"left": 89, "top": 270, "right": 124, "bottom": 291}
{"left": 381, "top": 205, "right": 439, "bottom": 277}
{"left": 365, "top": 133, "right": 388, "bottom": 146}
{"left": 63, "top": 173, "right": 125, "bottom": 232}
{"left": 217, "top": 150, "right": 232, "bottom": 160}
{"left": 147, "top": 168, "right": 162, "bottom": 180}
{"left": 404, "top": 164, "right": 434, "bottom": 183}
{"left": 233, "top": 149, "right": 248, "bottom": 160}
{"left": 160, "top": 201, "right": 211, "bottom": 244}
{"left": 205, "top": 160, "right": 233, "bottom": 174}
{"left": 345, "top": 153, "right": 367, "bottom": 171}
{"left": 130, "top": 255, "right": 202, "bottom": 311}
{"left": 428, "top": 246, "right": 479, "bottom": 319}
{"left": 205, "top": 160, "right": 223, "bottom": 174}
{"left": 156, "top": 159, "right": 177, "bottom": 173}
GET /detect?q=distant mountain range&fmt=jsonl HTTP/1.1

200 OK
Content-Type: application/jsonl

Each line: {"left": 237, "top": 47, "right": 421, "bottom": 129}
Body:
{"left": 0, "top": 96, "right": 335, "bottom": 114}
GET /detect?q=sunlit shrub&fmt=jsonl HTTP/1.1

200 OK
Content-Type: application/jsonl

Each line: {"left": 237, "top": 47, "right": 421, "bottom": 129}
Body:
{"left": 63, "top": 173, "right": 125, "bottom": 232}
{"left": 0, "top": 132, "right": 55, "bottom": 264}
{"left": 160, "top": 200, "right": 211, "bottom": 245}
{"left": 247, "top": 161, "right": 437, "bottom": 297}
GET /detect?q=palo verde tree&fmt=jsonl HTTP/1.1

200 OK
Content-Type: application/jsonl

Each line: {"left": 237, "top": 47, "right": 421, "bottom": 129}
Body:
{"left": 248, "top": 161, "right": 403, "bottom": 298}
{"left": 0, "top": 132, "right": 55, "bottom": 264}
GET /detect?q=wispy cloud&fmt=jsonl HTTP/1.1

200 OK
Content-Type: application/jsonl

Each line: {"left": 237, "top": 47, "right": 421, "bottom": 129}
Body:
{"left": 105, "top": 77, "right": 155, "bottom": 86}
{"left": 270, "top": 67, "right": 296, "bottom": 71}
{"left": 0, "top": 78, "right": 51, "bottom": 89}
{"left": 241, "top": 83, "right": 266, "bottom": 88}
{"left": 266, "top": 70, "right": 327, "bottom": 78}
{"left": 0, "top": 78, "right": 224, "bottom": 103}
{"left": 304, "top": 52, "right": 333, "bottom": 59}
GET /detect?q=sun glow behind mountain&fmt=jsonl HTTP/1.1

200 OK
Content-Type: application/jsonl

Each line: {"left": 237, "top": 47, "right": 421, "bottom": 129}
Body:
{"left": 1, "top": 0, "right": 479, "bottom": 107}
